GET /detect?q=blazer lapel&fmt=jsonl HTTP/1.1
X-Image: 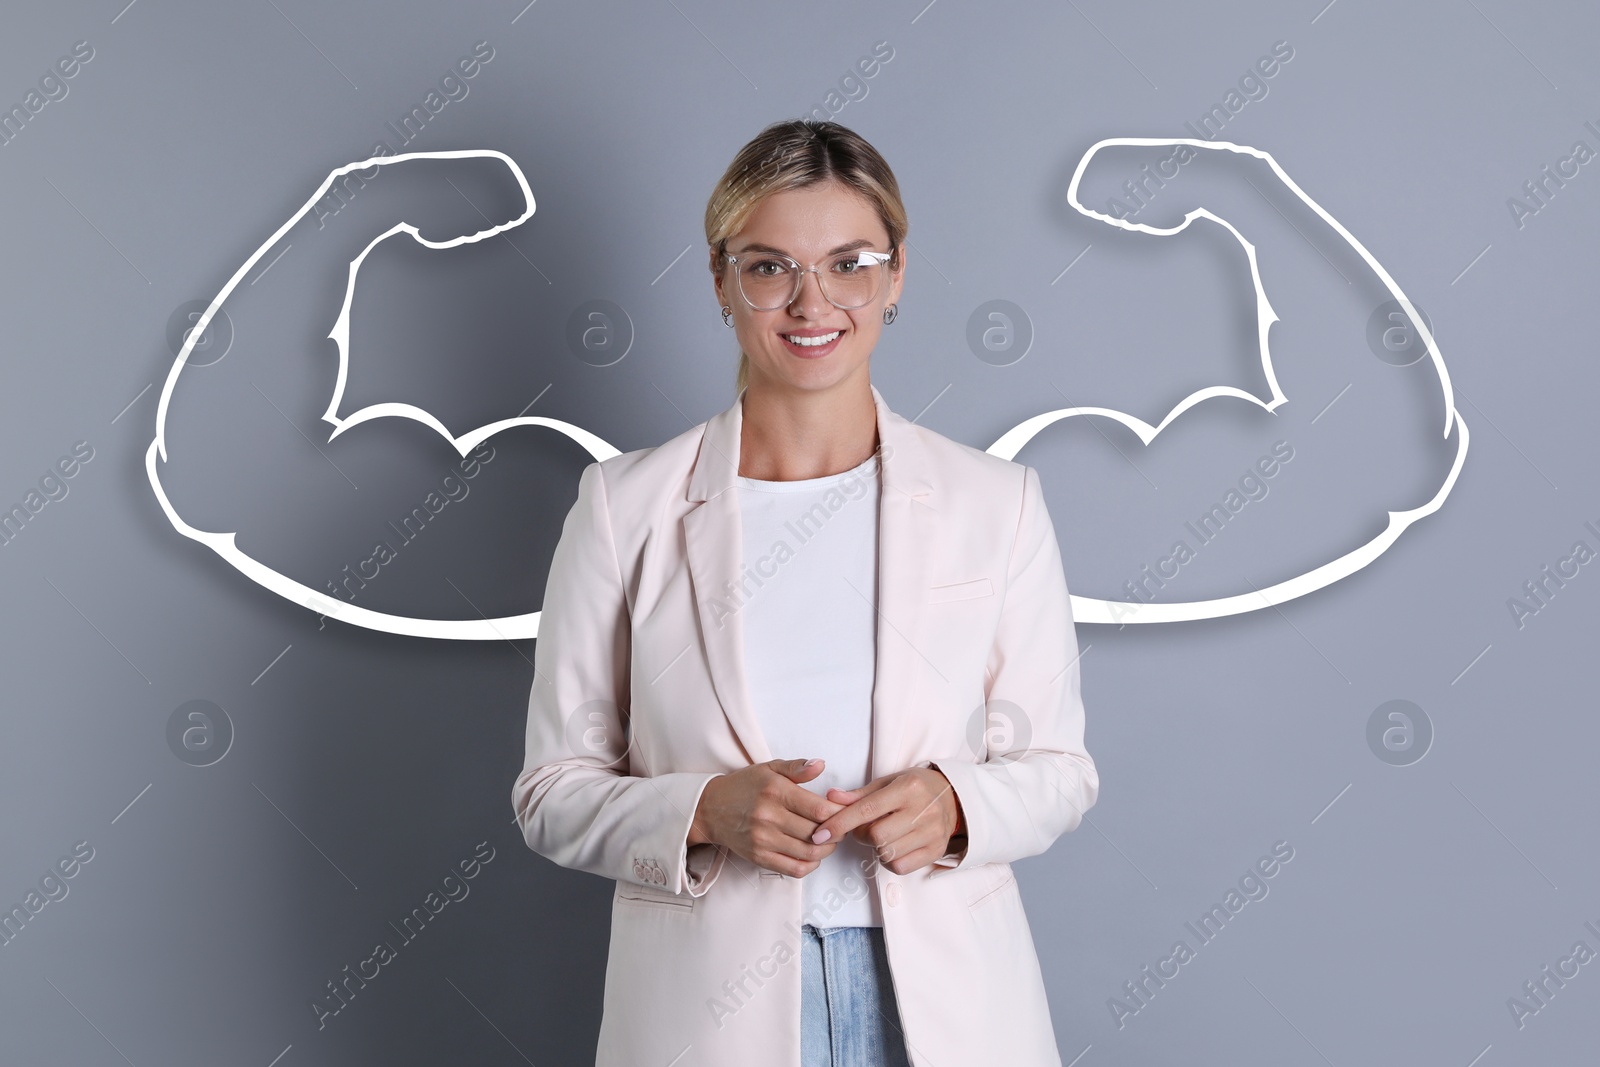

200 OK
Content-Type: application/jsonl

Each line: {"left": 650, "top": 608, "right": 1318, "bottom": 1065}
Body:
{"left": 683, "top": 389, "right": 767, "bottom": 766}
{"left": 683, "top": 383, "right": 938, "bottom": 779}
{"left": 867, "top": 388, "right": 938, "bottom": 781}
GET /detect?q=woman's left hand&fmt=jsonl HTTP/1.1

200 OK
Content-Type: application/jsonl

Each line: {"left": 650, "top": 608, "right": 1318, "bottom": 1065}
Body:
{"left": 813, "top": 766, "right": 964, "bottom": 875}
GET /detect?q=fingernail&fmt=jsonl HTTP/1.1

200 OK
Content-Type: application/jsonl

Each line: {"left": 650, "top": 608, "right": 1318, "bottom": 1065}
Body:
{"left": 804, "top": 758, "right": 822, "bottom": 768}
{"left": 812, "top": 828, "right": 831, "bottom": 843}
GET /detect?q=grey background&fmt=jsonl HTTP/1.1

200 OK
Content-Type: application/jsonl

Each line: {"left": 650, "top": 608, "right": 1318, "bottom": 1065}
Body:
{"left": 1, "top": 0, "right": 1596, "bottom": 1063}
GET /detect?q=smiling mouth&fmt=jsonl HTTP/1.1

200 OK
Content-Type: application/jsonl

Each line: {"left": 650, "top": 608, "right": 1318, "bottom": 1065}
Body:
{"left": 781, "top": 330, "right": 843, "bottom": 347}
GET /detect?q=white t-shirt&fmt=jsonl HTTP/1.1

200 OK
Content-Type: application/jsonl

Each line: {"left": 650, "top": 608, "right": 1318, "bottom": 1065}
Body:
{"left": 736, "top": 450, "right": 884, "bottom": 928}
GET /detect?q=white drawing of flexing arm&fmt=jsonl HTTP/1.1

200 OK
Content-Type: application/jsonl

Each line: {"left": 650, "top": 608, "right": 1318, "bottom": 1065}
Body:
{"left": 146, "top": 150, "right": 619, "bottom": 642}
{"left": 988, "top": 137, "right": 1469, "bottom": 624}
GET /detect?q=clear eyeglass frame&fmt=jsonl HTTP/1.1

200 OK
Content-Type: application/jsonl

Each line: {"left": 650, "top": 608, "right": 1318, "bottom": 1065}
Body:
{"left": 720, "top": 247, "right": 897, "bottom": 312}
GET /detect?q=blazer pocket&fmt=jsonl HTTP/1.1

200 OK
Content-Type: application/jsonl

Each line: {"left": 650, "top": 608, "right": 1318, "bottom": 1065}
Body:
{"left": 965, "top": 863, "right": 1016, "bottom": 909}
{"left": 617, "top": 882, "right": 696, "bottom": 911}
{"left": 926, "top": 577, "right": 994, "bottom": 604}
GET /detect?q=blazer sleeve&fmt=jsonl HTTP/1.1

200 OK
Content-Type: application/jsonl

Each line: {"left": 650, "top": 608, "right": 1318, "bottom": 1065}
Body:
{"left": 922, "top": 463, "right": 1099, "bottom": 871}
{"left": 512, "top": 460, "right": 725, "bottom": 897}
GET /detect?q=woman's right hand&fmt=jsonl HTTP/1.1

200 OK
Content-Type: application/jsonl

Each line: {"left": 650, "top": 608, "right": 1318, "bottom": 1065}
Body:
{"left": 688, "top": 758, "right": 843, "bottom": 878}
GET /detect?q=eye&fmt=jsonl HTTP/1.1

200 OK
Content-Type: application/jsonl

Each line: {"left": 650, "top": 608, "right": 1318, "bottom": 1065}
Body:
{"left": 749, "top": 258, "right": 789, "bottom": 277}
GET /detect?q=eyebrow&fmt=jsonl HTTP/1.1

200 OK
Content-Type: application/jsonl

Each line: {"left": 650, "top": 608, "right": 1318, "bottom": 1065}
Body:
{"left": 728, "top": 238, "right": 880, "bottom": 257}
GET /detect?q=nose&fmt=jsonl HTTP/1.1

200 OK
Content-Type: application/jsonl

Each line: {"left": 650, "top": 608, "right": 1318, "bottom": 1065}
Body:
{"left": 788, "top": 266, "right": 833, "bottom": 319}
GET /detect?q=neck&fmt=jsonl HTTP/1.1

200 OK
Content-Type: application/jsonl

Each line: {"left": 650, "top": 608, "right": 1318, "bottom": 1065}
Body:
{"left": 737, "top": 375, "right": 878, "bottom": 482}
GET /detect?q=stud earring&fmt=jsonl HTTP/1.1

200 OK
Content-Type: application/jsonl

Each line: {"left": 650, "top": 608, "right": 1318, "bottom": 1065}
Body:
{"left": 883, "top": 303, "right": 898, "bottom": 325}
{"left": 721, "top": 305, "right": 733, "bottom": 327}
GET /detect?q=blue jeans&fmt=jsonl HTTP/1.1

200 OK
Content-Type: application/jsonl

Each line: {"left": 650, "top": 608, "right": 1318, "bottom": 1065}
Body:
{"left": 800, "top": 924, "right": 912, "bottom": 1067}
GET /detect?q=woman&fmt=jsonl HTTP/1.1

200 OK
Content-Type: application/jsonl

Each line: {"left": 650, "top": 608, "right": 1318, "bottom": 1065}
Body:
{"left": 513, "top": 119, "right": 1099, "bottom": 1067}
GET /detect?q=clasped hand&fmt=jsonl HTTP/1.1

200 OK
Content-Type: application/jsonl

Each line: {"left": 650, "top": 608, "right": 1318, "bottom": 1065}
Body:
{"left": 688, "top": 757, "right": 964, "bottom": 879}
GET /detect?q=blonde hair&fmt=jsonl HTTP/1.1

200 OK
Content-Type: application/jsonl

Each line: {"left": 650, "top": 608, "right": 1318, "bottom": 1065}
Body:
{"left": 705, "top": 119, "right": 908, "bottom": 396}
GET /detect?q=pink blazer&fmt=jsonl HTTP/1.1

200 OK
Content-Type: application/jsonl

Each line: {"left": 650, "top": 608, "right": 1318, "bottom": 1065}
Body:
{"left": 513, "top": 383, "right": 1098, "bottom": 1066}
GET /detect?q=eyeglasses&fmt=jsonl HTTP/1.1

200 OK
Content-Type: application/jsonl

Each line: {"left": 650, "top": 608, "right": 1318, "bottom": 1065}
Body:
{"left": 721, "top": 247, "right": 896, "bottom": 311}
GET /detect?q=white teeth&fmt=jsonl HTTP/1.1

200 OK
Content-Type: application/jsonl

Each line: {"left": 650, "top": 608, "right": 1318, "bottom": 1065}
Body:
{"left": 783, "top": 331, "right": 841, "bottom": 347}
